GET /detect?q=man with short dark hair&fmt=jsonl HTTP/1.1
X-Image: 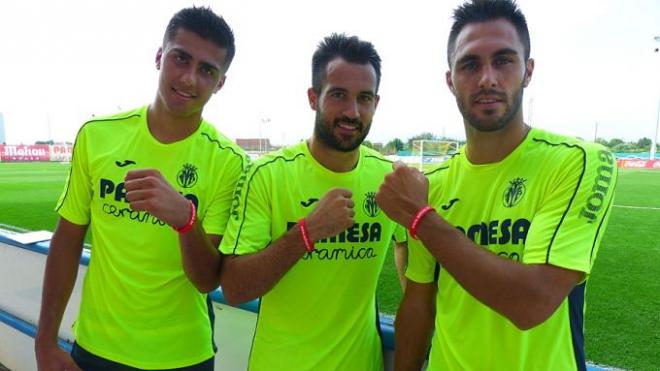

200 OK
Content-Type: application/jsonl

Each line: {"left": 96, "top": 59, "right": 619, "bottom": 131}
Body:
{"left": 35, "top": 6, "right": 246, "bottom": 371}
{"left": 219, "top": 33, "right": 406, "bottom": 371}
{"left": 376, "top": 1, "right": 617, "bottom": 370}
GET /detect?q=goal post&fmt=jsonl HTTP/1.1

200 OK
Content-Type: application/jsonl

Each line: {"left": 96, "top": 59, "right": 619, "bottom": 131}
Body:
{"left": 410, "top": 140, "right": 459, "bottom": 170}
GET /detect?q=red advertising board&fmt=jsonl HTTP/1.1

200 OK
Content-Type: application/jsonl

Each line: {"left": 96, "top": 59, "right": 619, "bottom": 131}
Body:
{"left": 617, "top": 159, "right": 660, "bottom": 169}
{"left": 0, "top": 145, "right": 51, "bottom": 162}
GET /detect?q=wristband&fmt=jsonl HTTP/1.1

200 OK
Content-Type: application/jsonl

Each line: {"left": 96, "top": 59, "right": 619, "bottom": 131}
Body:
{"left": 298, "top": 218, "right": 315, "bottom": 252}
{"left": 409, "top": 205, "right": 435, "bottom": 240}
{"left": 173, "top": 200, "right": 196, "bottom": 233}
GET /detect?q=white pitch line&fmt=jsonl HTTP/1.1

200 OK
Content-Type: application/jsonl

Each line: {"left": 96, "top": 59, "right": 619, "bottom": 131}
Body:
{"left": 613, "top": 205, "right": 660, "bottom": 211}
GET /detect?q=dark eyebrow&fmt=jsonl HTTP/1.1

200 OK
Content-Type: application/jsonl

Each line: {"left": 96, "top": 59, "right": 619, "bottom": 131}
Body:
{"left": 493, "top": 48, "right": 519, "bottom": 57}
{"left": 171, "top": 47, "right": 192, "bottom": 59}
{"left": 455, "top": 54, "right": 479, "bottom": 66}
{"left": 171, "top": 47, "right": 221, "bottom": 72}
{"left": 327, "top": 87, "right": 376, "bottom": 97}
{"left": 200, "top": 61, "right": 221, "bottom": 74}
{"left": 327, "top": 87, "right": 347, "bottom": 94}
{"left": 455, "top": 48, "right": 519, "bottom": 66}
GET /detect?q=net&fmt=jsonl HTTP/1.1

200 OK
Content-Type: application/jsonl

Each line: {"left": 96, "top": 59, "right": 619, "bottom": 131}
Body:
{"left": 410, "top": 140, "right": 459, "bottom": 170}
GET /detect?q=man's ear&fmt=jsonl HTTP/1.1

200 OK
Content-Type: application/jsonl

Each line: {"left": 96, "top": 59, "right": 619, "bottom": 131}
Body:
{"left": 155, "top": 47, "right": 163, "bottom": 70}
{"left": 213, "top": 75, "right": 227, "bottom": 94}
{"left": 446, "top": 70, "right": 456, "bottom": 95}
{"left": 522, "top": 58, "right": 535, "bottom": 88}
{"left": 307, "top": 87, "right": 318, "bottom": 111}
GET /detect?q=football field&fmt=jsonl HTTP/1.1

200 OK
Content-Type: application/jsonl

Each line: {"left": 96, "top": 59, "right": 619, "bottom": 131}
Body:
{"left": 1, "top": 162, "right": 658, "bottom": 370}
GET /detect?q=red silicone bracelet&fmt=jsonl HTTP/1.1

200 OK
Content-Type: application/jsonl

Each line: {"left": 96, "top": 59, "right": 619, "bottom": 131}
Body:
{"left": 173, "top": 200, "right": 196, "bottom": 233}
{"left": 409, "top": 206, "right": 435, "bottom": 240}
{"left": 298, "top": 218, "right": 315, "bottom": 252}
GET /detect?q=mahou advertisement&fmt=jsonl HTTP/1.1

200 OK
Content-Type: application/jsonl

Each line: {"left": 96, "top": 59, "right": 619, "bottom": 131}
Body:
{"left": 0, "top": 145, "right": 51, "bottom": 162}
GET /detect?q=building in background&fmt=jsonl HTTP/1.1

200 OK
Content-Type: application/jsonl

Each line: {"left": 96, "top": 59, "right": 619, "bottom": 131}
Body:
{"left": 236, "top": 138, "right": 280, "bottom": 159}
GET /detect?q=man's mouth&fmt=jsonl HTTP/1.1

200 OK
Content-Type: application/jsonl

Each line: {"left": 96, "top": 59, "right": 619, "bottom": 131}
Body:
{"left": 472, "top": 89, "right": 505, "bottom": 105}
{"left": 475, "top": 97, "right": 502, "bottom": 104}
{"left": 173, "top": 87, "right": 196, "bottom": 99}
{"left": 336, "top": 121, "right": 360, "bottom": 131}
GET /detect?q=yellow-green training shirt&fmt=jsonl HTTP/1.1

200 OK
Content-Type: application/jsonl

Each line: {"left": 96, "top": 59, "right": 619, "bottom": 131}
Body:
{"left": 220, "top": 141, "right": 406, "bottom": 371}
{"left": 407, "top": 128, "right": 617, "bottom": 371}
{"left": 56, "top": 106, "right": 247, "bottom": 369}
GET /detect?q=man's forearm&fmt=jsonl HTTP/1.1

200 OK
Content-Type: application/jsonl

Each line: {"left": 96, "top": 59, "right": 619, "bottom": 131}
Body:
{"left": 415, "top": 212, "right": 582, "bottom": 329}
{"left": 178, "top": 221, "right": 222, "bottom": 293}
{"left": 219, "top": 227, "right": 307, "bottom": 305}
{"left": 394, "top": 283, "right": 436, "bottom": 371}
{"left": 36, "top": 221, "right": 85, "bottom": 347}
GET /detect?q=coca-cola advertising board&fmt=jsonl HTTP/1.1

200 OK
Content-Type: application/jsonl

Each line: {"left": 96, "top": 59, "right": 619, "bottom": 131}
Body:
{"left": 617, "top": 159, "right": 660, "bottom": 169}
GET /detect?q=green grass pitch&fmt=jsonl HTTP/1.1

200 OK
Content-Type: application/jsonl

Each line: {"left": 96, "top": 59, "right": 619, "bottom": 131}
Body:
{"left": 1, "top": 162, "right": 658, "bottom": 370}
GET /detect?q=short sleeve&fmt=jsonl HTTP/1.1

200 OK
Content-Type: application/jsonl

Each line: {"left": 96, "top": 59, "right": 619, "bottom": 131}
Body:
{"left": 55, "top": 125, "right": 92, "bottom": 225}
{"left": 201, "top": 151, "right": 248, "bottom": 236}
{"left": 522, "top": 146, "right": 617, "bottom": 274}
{"left": 219, "top": 162, "right": 273, "bottom": 256}
{"left": 393, "top": 223, "right": 408, "bottom": 243}
{"left": 405, "top": 237, "right": 438, "bottom": 284}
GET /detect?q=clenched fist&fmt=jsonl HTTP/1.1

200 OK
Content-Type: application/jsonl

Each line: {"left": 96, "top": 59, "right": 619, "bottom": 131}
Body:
{"left": 304, "top": 188, "right": 355, "bottom": 242}
{"left": 124, "top": 169, "right": 191, "bottom": 228}
{"left": 376, "top": 162, "right": 429, "bottom": 227}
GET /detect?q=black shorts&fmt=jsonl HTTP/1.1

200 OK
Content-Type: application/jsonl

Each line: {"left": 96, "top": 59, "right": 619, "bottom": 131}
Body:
{"left": 70, "top": 342, "right": 214, "bottom": 371}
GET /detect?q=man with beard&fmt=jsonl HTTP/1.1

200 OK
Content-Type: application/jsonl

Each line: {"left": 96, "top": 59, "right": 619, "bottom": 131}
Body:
{"left": 376, "top": 1, "right": 617, "bottom": 370}
{"left": 219, "top": 33, "right": 405, "bottom": 371}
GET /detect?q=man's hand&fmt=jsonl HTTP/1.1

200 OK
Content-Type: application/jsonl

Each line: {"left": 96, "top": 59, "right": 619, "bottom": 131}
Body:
{"left": 124, "top": 169, "right": 190, "bottom": 228}
{"left": 304, "top": 188, "right": 355, "bottom": 242}
{"left": 35, "top": 343, "right": 82, "bottom": 371}
{"left": 376, "top": 162, "right": 429, "bottom": 227}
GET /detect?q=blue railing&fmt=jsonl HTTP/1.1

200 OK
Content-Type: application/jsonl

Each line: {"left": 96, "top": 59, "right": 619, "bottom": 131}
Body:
{"left": 0, "top": 233, "right": 607, "bottom": 370}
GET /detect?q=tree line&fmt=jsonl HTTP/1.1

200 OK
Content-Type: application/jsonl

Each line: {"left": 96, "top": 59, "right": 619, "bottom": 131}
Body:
{"left": 364, "top": 133, "right": 657, "bottom": 155}
{"left": 594, "top": 137, "right": 657, "bottom": 153}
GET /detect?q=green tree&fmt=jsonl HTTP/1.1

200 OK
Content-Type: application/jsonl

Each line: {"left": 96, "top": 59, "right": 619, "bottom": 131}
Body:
{"left": 608, "top": 138, "right": 624, "bottom": 148}
{"left": 384, "top": 138, "right": 404, "bottom": 154}
{"left": 407, "top": 132, "right": 438, "bottom": 148}
{"left": 595, "top": 138, "right": 609, "bottom": 147}
{"left": 637, "top": 137, "right": 652, "bottom": 149}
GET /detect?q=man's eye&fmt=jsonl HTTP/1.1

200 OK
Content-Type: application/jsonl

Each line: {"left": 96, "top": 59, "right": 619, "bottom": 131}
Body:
{"left": 201, "top": 66, "right": 215, "bottom": 76}
{"left": 461, "top": 61, "right": 477, "bottom": 71}
{"left": 495, "top": 58, "right": 512, "bottom": 66}
{"left": 174, "top": 54, "right": 187, "bottom": 64}
{"left": 360, "top": 95, "right": 373, "bottom": 103}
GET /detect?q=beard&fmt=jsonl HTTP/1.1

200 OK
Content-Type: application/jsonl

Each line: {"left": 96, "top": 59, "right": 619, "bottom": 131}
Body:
{"left": 313, "top": 111, "right": 371, "bottom": 152}
{"left": 458, "top": 82, "right": 525, "bottom": 133}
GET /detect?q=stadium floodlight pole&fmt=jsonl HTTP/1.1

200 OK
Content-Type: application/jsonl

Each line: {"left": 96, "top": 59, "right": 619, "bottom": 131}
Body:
{"left": 259, "top": 117, "right": 270, "bottom": 153}
{"left": 652, "top": 36, "right": 660, "bottom": 161}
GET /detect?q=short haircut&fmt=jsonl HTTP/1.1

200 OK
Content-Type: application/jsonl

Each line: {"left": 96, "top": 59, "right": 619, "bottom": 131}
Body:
{"left": 163, "top": 6, "right": 236, "bottom": 71}
{"left": 311, "top": 33, "right": 382, "bottom": 94}
{"left": 447, "top": 0, "right": 530, "bottom": 66}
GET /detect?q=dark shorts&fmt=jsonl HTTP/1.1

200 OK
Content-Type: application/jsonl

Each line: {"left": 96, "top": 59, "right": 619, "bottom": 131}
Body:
{"left": 70, "top": 342, "right": 214, "bottom": 371}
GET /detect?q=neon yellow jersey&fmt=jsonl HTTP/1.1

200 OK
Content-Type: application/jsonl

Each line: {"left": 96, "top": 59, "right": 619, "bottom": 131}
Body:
{"left": 220, "top": 141, "right": 406, "bottom": 371}
{"left": 406, "top": 128, "right": 617, "bottom": 371}
{"left": 56, "top": 106, "right": 247, "bottom": 369}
